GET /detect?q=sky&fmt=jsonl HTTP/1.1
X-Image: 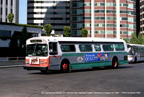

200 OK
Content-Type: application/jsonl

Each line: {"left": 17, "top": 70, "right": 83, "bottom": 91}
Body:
{"left": 19, "top": 0, "right": 27, "bottom": 24}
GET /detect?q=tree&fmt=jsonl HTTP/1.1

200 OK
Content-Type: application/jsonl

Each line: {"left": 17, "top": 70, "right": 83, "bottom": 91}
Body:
{"left": 8, "top": 13, "right": 14, "bottom": 23}
{"left": 130, "top": 32, "right": 144, "bottom": 44}
{"left": 63, "top": 26, "right": 71, "bottom": 37}
{"left": 123, "top": 38, "right": 130, "bottom": 43}
{"left": 81, "top": 28, "right": 88, "bottom": 37}
{"left": 9, "top": 33, "right": 20, "bottom": 56}
{"left": 44, "top": 24, "right": 52, "bottom": 36}
{"left": 20, "top": 26, "right": 30, "bottom": 56}
{"left": 20, "top": 26, "right": 29, "bottom": 46}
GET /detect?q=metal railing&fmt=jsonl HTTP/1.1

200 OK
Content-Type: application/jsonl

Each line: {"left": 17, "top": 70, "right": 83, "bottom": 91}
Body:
{"left": 0, "top": 57, "right": 25, "bottom": 61}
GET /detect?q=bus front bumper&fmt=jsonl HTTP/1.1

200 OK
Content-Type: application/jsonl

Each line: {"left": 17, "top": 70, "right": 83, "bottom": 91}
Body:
{"left": 23, "top": 66, "right": 48, "bottom": 71}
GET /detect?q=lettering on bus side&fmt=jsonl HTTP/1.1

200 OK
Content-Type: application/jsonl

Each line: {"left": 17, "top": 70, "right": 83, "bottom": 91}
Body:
{"left": 85, "top": 53, "right": 109, "bottom": 62}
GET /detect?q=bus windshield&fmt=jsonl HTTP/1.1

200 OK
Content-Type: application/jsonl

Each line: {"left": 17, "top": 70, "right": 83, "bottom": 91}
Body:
{"left": 26, "top": 44, "right": 48, "bottom": 56}
{"left": 127, "top": 47, "right": 134, "bottom": 55}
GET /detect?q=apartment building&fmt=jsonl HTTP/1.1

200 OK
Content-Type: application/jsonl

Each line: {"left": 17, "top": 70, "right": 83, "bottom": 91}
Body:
{"left": 27, "top": 0, "right": 136, "bottom": 38}
{"left": 0, "top": 0, "right": 19, "bottom": 23}
{"left": 140, "top": 0, "right": 144, "bottom": 36}
{"left": 71, "top": 0, "right": 136, "bottom": 39}
{"left": 27, "top": 0, "right": 70, "bottom": 35}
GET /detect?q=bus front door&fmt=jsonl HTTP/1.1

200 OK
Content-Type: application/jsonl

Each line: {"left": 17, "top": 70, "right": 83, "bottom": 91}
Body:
{"left": 49, "top": 42, "right": 60, "bottom": 70}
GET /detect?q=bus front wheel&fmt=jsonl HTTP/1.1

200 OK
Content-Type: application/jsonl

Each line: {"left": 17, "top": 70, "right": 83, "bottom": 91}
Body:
{"left": 112, "top": 58, "right": 118, "bottom": 68}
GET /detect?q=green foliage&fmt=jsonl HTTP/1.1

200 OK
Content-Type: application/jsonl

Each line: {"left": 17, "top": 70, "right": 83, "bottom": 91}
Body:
{"left": 123, "top": 38, "right": 130, "bottom": 43}
{"left": 63, "top": 26, "right": 71, "bottom": 37}
{"left": 0, "top": 22, "right": 43, "bottom": 28}
{"left": 130, "top": 33, "right": 144, "bottom": 44}
{"left": 7, "top": 14, "right": 14, "bottom": 23}
{"left": 44, "top": 24, "right": 52, "bottom": 36}
{"left": 20, "top": 26, "right": 30, "bottom": 56}
{"left": 81, "top": 28, "right": 88, "bottom": 37}
{"left": 9, "top": 33, "right": 20, "bottom": 56}
{"left": 20, "top": 26, "right": 29, "bottom": 46}
{"left": 9, "top": 33, "right": 19, "bottom": 48}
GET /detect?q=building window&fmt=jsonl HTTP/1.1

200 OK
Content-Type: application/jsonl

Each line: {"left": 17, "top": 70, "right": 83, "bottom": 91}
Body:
{"left": 95, "top": 10, "right": 104, "bottom": 13}
{"left": 95, "top": 31, "right": 105, "bottom": 34}
{"left": 84, "top": 9, "right": 91, "bottom": 13}
{"left": 84, "top": 2, "right": 91, "bottom": 6}
{"left": 0, "top": 7, "right": 2, "bottom": 15}
{"left": 107, "top": 24, "right": 116, "bottom": 27}
{"left": 6, "top": 8, "right": 7, "bottom": 16}
{"left": 95, "top": 24, "right": 105, "bottom": 27}
{"left": 95, "top": 17, "right": 105, "bottom": 20}
{"left": 95, "top": 3, "right": 105, "bottom": 6}
{"left": 107, "top": 3, "right": 116, "bottom": 6}
{"left": 84, "top": 17, "right": 91, "bottom": 20}
{"left": 0, "top": 30, "right": 11, "bottom": 38}
{"left": 107, "top": 17, "right": 116, "bottom": 20}
{"left": 6, "top": 0, "right": 8, "bottom": 5}
{"left": 84, "top": 23, "right": 91, "bottom": 27}
{"left": 107, "top": 10, "right": 116, "bottom": 13}
{"left": 107, "top": 31, "right": 116, "bottom": 34}
{"left": 11, "top": 0, "right": 13, "bottom": 6}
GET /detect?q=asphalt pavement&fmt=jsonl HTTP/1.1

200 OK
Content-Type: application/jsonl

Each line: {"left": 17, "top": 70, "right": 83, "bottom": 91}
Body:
{"left": 0, "top": 62, "right": 143, "bottom": 97}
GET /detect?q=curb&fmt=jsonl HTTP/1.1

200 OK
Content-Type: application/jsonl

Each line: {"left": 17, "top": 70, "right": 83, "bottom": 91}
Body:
{"left": 0, "top": 65, "right": 24, "bottom": 69}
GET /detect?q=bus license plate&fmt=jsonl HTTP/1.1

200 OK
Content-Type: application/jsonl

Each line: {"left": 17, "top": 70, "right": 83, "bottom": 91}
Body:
{"left": 31, "top": 58, "right": 39, "bottom": 64}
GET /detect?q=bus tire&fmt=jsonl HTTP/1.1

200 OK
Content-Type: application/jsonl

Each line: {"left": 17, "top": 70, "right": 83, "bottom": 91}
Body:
{"left": 112, "top": 58, "right": 118, "bottom": 68}
{"left": 40, "top": 70, "right": 47, "bottom": 74}
{"left": 61, "top": 61, "right": 71, "bottom": 73}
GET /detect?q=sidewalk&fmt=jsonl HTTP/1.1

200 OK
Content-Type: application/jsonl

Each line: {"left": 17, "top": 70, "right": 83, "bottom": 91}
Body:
{"left": 0, "top": 60, "right": 25, "bottom": 68}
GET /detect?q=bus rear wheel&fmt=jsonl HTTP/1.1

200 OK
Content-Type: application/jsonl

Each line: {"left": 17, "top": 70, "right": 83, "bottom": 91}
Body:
{"left": 61, "top": 62, "right": 70, "bottom": 73}
{"left": 112, "top": 58, "right": 118, "bottom": 68}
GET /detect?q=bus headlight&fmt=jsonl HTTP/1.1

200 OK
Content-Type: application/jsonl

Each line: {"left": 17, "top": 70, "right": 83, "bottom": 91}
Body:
{"left": 41, "top": 61, "right": 44, "bottom": 64}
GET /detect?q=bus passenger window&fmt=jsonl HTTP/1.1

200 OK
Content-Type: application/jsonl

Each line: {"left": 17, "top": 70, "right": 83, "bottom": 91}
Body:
{"left": 115, "top": 44, "right": 124, "bottom": 51}
{"left": 79, "top": 45, "right": 92, "bottom": 52}
{"left": 103, "top": 45, "right": 114, "bottom": 51}
{"left": 94, "top": 44, "right": 101, "bottom": 51}
{"left": 61, "top": 45, "right": 75, "bottom": 52}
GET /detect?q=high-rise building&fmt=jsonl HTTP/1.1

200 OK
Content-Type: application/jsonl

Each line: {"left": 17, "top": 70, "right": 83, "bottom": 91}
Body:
{"left": 71, "top": 0, "right": 136, "bottom": 39}
{"left": 0, "top": 0, "right": 19, "bottom": 23}
{"left": 27, "top": 0, "right": 70, "bottom": 35}
{"left": 27, "top": 0, "right": 136, "bottom": 38}
{"left": 140, "top": 0, "right": 144, "bottom": 36}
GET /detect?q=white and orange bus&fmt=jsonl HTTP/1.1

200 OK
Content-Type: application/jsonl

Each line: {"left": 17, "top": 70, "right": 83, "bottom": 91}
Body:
{"left": 24, "top": 37, "right": 128, "bottom": 73}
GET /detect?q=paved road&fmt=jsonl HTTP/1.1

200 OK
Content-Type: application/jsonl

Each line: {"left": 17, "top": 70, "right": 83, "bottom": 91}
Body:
{"left": 0, "top": 63, "right": 143, "bottom": 97}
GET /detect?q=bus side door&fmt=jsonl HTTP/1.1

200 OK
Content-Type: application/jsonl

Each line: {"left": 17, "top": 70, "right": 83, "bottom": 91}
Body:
{"left": 49, "top": 42, "right": 61, "bottom": 70}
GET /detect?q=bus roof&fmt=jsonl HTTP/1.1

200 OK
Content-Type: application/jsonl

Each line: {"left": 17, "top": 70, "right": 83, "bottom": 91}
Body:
{"left": 127, "top": 44, "right": 144, "bottom": 47}
{"left": 26, "top": 36, "right": 125, "bottom": 44}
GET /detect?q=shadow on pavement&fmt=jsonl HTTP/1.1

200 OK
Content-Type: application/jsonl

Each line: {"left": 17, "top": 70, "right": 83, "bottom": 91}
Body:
{"left": 28, "top": 65, "right": 133, "bottom": 75}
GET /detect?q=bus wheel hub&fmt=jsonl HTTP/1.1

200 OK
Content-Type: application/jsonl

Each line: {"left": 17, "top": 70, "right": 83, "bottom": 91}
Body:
{"left": 114, "top": 61, "right": 117, "bottom": 67}
{"left": 63, "top": 63, "right": 68, "bottom": 70}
